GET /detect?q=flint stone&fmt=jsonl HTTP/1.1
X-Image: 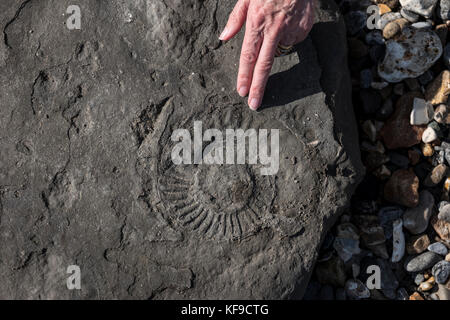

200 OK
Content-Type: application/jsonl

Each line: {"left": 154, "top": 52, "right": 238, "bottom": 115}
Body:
{"left": 378, "top": 28, "right": 443, "bottom": 83}
{"left": 376, "top": 12, "right": 402, "bottom": 30}
{"left": 0, "top": 0, "right": 364, "bottom": 299}
{"left": 403, "top": 190, "right": 435, "bottom": 234}
{"left": 432, "top": 261, "right": 450, "bottom": 284}
{"left": 410, "top": 98, "right": 434, "bottom": 125}
{"left": 407, "top": 234, "right": 431, "bottom": 254}
{"left": 406, "top": 252, "right": 442, "bottom": 272}
{"left": 400, "top": 8, "right": 420, "bottom": 21}
{"left": 438, "top": 204, "right": 450, "bottom": 222}
{"left": 439, "top": 0, "right": 450, "bottom": 20}
{"left": 428, "top": 242, "right": 449, "bottom": 255}
{"left": 399, "top": 0, "right": 439, "bottom": 18}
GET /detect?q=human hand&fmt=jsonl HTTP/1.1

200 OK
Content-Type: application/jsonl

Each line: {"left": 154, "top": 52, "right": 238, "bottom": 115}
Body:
{"left": 220, "top": 0, "right": 315, "bottom": 110}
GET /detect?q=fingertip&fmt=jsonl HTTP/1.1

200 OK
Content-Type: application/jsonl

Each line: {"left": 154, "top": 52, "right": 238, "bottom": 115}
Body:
{"left": 238, "top": 86, "right": 248, "bottom": 97}
{"left": 249, "top": 97, "right": 260, "bottom": 110}
{"left": 219, "top": 27, "right": 230, "bottom": 41}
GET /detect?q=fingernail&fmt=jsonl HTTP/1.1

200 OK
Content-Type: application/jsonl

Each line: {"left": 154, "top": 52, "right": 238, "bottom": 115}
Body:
{"left": 238, "top": 86, "right": 248, "bottom": 97}
{"left": 219, "top": 27, "right": 229, "bottom": 40}
{"left": 249, "top": 98, "right": 260, "bottom": 110}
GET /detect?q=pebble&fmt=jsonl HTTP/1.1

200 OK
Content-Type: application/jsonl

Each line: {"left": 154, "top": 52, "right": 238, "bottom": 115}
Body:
{"left": 383, "top": 20, "right": 401, "bottom": 39}
{"left": 380, "top": 92, "right": 426, "bottom": 149}
{"left": 375, "top": 0, "right": 400, "bottom": 10}
{"left": 446, "top": 253, "right": 450, "bottom": 262}
{"left": 424, "top": 164, "right": 448, "bottom": 187}
{"left": 409, "top": 291, "right": 424, "bottom": 300}
{"left": 378, "top": 3, "right": 392, "bottom": 14}
{"left": 345, "top": 279, "right": 371, "bottom": 300}
{"left": 422, "top": 127, "right": 438, "bottom": 143}
{"left": 438, "top": 204, "right": 450, "bottom": 223}
{"left": 411, "top": 21, "right": 433, "bottom": 29}
{"left": 428, "top": 242, "right": 449, "bottom": 256}
{"left": 425, "top": 70, "right": 450, "bottom": 105}
{"left": 419, "top": 280, "right": 434, "bottom": 291}
{"left": 438, "top": 282, "right": 450, "bottom": 300}
{"left": 378, "top": 28, "right": 443, "bottom": 83}
{"left": 399, "top": 0, "right": 439, "bottom": 18}
{"left": 392, "top": 219, "right": 405, "bottom": 262}
{"left": 431, "top": 215, "right": 450, "bottom": 241}
{"left": 376, "top": 12, "right": 402, "bottom": 30}
{"left": 410, "top": 98, "right": 434, "bottom": 125}
{"left": 439, "top": 0, "right": 450, "bottom": 20}
{"left": 422, "top": 143, "right": 435, "bottom": 157}
{"left": 403, "top": 190, "right": 435, "bottom": 234}
{"left": 432, "top": 261, "right": 450, "bottom": 284}
{"left": 384, "top": 169, "right": 420, "bottom": 207}
{"left": 406, "top": 251, "right": 442, "bottom": 272}
{"left": 400, "top": 8, "right": 419, "bottom": 22}
{"left": 414, "top": 273, "right": 425, "bottom": 285}
{"left": 407, "top": 234, "right": 431, "bottom": 254}
{"left": 438, "top": 201, "right": 449, "bottom": 211}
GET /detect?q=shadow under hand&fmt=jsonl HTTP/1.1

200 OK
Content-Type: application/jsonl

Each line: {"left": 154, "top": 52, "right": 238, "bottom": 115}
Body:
{"left": 259, "top": 37, "right": 323, "bottom": 111}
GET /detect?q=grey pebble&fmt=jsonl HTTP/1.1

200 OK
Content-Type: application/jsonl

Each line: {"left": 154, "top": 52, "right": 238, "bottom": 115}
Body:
{"left": 428, "top": 242, "right": 448, "bottom": 256}
{"left": 432, "top": 261, "right": 450, "bottom": 284}
{"left": 406, "top": 251, "right": 442, "bottom": 272}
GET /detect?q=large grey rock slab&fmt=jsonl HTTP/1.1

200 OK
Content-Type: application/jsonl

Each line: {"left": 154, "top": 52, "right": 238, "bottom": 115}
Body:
{"left": 0, "top": 0, "right": 363, "bottom": 299}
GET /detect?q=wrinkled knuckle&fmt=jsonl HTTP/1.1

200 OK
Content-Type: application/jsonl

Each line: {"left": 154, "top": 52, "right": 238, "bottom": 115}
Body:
{"left": 251, "top": 12, "right": 266, "bottom": 27}
{"left": 238, "top": 74, "right": 250, "bottom": 85}
{"left": 259, "top": 60, "right": 274, "bottom": 73}
{"left": 241, "top": 49, "right": 258, "bottom": 64}
{"left": 251, "top": 84, "right": 265, "bottom": 96}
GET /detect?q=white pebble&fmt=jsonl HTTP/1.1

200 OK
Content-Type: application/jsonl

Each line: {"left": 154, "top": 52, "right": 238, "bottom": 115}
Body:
{"left": 422, "top": 127, "right": 438, "bottom": 143}
{"left": 410, "top": 98, "right": 434, "bottom": 125}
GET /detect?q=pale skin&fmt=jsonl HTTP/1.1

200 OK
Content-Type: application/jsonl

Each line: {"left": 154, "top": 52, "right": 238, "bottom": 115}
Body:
{"left": 220, "top": 0, "right": 315, "bottom": 110}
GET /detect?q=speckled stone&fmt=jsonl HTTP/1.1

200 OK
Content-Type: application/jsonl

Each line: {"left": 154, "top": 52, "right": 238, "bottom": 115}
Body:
{"left": 428, "top": 242, "right": 449, "bottom": 256}
{"left": 378, "top": 28, "right": 443, "bottom": 83}
{"left": 432, "top": 261, "right": 450, "bottom": 284}
{"left": 406, "top": 251, "right": 442, "bottom": 272}
{"left": 399, "top": 0, "right": 438, "bottom": 18}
